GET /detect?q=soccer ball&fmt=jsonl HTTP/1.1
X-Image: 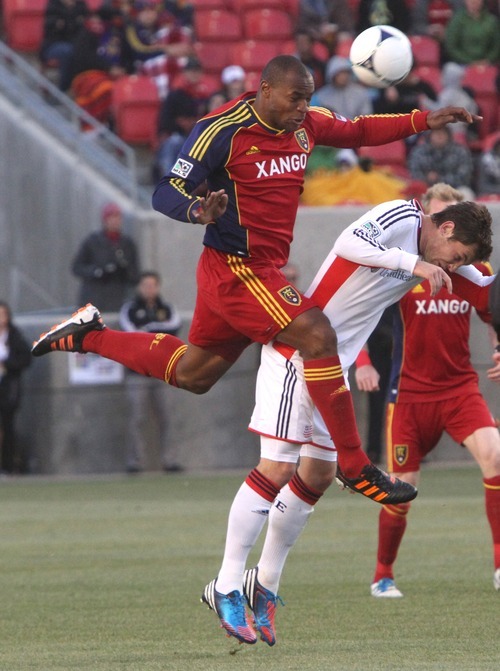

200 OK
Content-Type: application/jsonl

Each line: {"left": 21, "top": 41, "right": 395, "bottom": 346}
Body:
{"left": 349, "top": 25, "right": 413, "bottom": 89}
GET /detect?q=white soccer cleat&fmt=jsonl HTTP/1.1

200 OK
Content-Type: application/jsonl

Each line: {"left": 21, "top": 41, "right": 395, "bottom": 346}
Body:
{"left": 371, "top": 578, "right": 403, "bottom": 598}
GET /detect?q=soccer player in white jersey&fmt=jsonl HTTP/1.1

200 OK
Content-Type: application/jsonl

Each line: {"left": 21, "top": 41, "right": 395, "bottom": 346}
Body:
{"left": 202, "top": 198, "right": 496, "bottom": 646}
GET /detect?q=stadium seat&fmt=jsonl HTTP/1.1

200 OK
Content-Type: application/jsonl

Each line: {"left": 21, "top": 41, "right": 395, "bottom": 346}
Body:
{"left": 242, "top": 8, "right": 293, "bottom": 41}
{"left": 462, "top": 64, "right": 499, "bottom": 139}
{"left": 231, "top": 40, "right": 280, "bottom": 72}
{"left": 245, "top": 70, "right": 262, "bottom": 90}
{"left": 2, "top": 0, "right": 46, "bottom": 52}
{"left": 336, "top": 35, "right": 354, "bottom": 59}
{"left": 194, "top": 9, "right": 243, "bottom": 42}
{"left": 194, "top": 41, "right": 233, "bottom": 75}
{"left": 111, "top": 75, "right": 160, "bottom": 145}
{"left": 230, "top": 0, "right": 285, "bottom": 10}
{"left": 409, "top": 35, "right": 440, "bottom": 67}
{"left": 358, "top": 140, "right": 409, "bottom": 179}
{"left": 196, "top": 0, "right": 229, "bottom": 9}
{"left": 414, "top": 65, "right": 442, "bottom": 93}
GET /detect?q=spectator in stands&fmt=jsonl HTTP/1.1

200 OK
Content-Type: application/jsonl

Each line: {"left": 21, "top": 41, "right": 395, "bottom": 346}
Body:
{"left": 164, "top": 0, "right": 194, "bottom": 30}
{"left": 444, "top": 0, "right": 500, "bottom": 65}
{"left": 165, "top": 56, "right": 211, "bottom": 113}
{"left": 411, "top": 0, "right": 456, "bottom": 39}
{"left": 71, "top": 202, "right": 140, "bottom": 311}
{"left": 477, "top": 136, "right": 500, "bottom": 196}
{"left": 69, "top": 6, "right": 130, "bottom": 126}
{"left": 292, "top": 29, "right": 327, "bottom": 89}
{"left": 119, "top": 271, "right": 183, "bottom": 474}
{"left": 408, "top": 126, "right": 474, "bottom": 190}
{"left": 425, "top": 62, "right": 479, "bottom": 142}
{"left": 0, "top": 301, "right": 31, "bottom": 475}
{"left": 121, "top": 0, "right": 191, "bottom": 73}
{"left": 372, "top": 67, "right": 438, "bottom": 141}
{"left": 155, "top": 88, "right": 199, "bottom": 177}
{"left": 40, "top": 0, "right": 89, "bottom": 91}
{"left": 207, "top": 65, "right": 247, "bottom": 113}
{"left": 356, "top": 0, "right": 412, "bottom": 34}
{"left": 311, "top": 56, "right": 372, "bottom": 119}
{"left": 297, "top": 0, "right": 354, "bottom": 56}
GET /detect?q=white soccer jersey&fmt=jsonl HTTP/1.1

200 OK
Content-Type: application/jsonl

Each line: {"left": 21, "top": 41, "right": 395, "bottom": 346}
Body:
{"left": 249, "top": 199, "right": 493, "bottom": 448}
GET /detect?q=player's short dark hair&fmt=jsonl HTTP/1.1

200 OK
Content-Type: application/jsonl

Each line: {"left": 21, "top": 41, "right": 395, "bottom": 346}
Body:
{"left": 431, "top": 201, "right": 493, "bottom": 261}
{"left": 262, "top": 55, "right": 310, "bottom": 86}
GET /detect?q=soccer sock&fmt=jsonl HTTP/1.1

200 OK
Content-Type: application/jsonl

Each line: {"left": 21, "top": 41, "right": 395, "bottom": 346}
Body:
{"left": 216, "top": 469, "right": 280, "bottom": 595}
{"left": 82, "top": 329, "right": 187, "bottom": 385}
{"left": 303, "top": 356, "right": 369, "bottom": 476}
{"left": 373, "top": 503, "right": 411, "bottom": 582}
{"left": 257, "top": 473, "right": 322, "bottom": 595}
{"left": 484, "top": 474, "right": 500, "bottom": 568}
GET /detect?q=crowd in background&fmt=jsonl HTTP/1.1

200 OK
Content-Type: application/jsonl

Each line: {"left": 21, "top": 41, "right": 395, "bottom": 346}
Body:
{"left": 20, "top": 0, "right": 498, "bottom": 198}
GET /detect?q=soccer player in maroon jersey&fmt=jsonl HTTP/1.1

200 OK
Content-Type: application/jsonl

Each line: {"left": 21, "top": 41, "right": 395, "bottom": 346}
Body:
{"left": 358, "top": 184, "right": 500, "bottom": 598}
{"left": 32, "top": 59, "right": 479, "bottom": 511}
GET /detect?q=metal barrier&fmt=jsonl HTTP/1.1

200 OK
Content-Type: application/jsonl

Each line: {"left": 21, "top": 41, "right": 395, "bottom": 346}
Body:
{"left": 0, "top": 40, "right": 151, "bottom": 206}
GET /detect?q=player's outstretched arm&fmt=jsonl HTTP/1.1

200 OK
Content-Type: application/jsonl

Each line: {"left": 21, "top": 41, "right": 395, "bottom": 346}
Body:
{"left": 426, "top": 106, "right": 482, "bottom": 129}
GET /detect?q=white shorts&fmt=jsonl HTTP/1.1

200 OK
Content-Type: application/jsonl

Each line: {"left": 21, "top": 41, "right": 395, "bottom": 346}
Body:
{"left": 249, "top": 344, "right": 337, "bottom": 460}
{"left": 260, "top": 436, "right": 337, "bottom": 464}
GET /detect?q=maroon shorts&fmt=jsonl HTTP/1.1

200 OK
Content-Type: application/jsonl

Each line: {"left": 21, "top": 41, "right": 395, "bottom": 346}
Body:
{"left": 386, "top": 393, "right": 496, "bottom": 472}
{"left": 188, "top": 247, "right": 316, "bottom": 362}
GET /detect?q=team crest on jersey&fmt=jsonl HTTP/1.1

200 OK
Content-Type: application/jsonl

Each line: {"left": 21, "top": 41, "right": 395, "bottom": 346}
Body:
{"left": 294, "top": 129, "right": 310, "bottom": 152}
{"left": 279, "top": 285, "right": 302, "bottom": 305}
{"left": 171, "top": 158, "right": 193, "bottom": 178}
{"left": 394, "top": 444, "right": 409, "bottom": 465}
{"left": 360, "top": 220, "right": 381, "bottom": 239}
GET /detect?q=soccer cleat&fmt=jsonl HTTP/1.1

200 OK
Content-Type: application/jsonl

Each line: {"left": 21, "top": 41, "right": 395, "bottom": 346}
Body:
{"left": 336, "top": 462, "right": 417, "bottom": 505}
{"left": 201, "top": 579, "right": 257, "bottom": 644}
{"left": 371, "top": 578, "right": 403, "bottom": 598}
{"left": 31, "top": 304, "right": 104, "bottom": 357}
{"left": 243, "top": 567, "right": 283, "bottom": 647}
{"left": 494, "top": 568, "right": 500, "bottom": 592}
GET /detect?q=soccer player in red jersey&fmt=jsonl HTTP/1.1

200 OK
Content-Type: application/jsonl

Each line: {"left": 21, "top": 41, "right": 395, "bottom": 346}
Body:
{"left": 32, "top": 59, "right": 480, "bottom": 512}
{"left": 362, "top": 184, "right": 500, "bottom": 598}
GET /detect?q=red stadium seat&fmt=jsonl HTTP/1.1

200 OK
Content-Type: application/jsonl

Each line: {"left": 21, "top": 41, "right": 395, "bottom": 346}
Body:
{"left": 194, "top": 41, "right": 233, "bottom": 75}
{"left": 336, "top": 35, "right": 354, "bottom": 59}
{"left": 409, "top": 35, "right": 440, "bottom": 67}
{"left": 196, "top": 0, "right": 229, "bottom": 9}
{"left": 358, "top": 140, "right": 409, "bottom": 179}
{"left": 230, "top": 0, "right": 285, "bottom": 10}
{"left": 111, "top": 76, "right": 161, "bottom": 145}
{"left": 2, "top": 0, "right": 46, "bottom": 52}
{"left": 231, "top": 40, "right": 280, "bottom": 72}
{"left": 462, "top": 64, "right": 499, "bottom": 139}
{"left": 242, "top": 8, "right": 293, "bottom": 41}
{"left": 245, "top": 70, "right": 262, "bottom": 90}
{"left": 194, "top": 9, "right": 243, "bottom": 42}
{"left": 414, "top": 65, "right": 442, "bottom": 93}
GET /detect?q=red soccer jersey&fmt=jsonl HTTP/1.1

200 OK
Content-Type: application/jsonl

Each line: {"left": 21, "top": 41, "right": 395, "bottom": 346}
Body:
{"left": 389, "top": 263, "right": 493, "bottom": 402}
{"left": 153, "top": 93, "right": 429, "bottom": 267}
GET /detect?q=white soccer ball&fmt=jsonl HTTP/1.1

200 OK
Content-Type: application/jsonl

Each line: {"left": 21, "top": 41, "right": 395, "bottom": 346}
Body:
{"left": 349, "top": 25, "right": 413, "bottom": 89}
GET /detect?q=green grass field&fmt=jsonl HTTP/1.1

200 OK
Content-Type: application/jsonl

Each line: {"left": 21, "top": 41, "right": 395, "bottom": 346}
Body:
{"left": 0, "top": 466, "right": 499, "bottom": 671}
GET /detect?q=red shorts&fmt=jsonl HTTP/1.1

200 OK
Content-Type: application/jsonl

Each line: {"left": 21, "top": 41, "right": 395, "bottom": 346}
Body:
{"left": 188, "top": 247, "right": 316, "bottom": 362}
{"left": 386, "top": 393, "right": 496, "bottom": 472}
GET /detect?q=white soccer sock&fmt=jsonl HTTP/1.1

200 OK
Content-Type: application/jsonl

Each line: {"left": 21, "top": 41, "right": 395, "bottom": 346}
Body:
{"left": 257, "top": 483, "right": 314, "bottom": 595}
{"left": 216, "top": 481, "right": 272, "bottom": 594}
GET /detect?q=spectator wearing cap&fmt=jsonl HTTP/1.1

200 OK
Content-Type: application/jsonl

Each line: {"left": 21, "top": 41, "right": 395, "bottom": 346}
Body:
{"left": 310, "top": 56, "right": 373, "bottom": 119}
{"left": 207, "top": 64, "right": 247, "bottom": 112}
{"left": 71, "top": 203, "right": 141, "bottom": 311}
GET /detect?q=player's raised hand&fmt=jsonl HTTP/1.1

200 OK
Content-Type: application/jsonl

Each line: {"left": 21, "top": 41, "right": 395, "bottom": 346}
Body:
{"left": 193, "top": 189, "right": 228, "bottom": 225}
{"left": 413, "top": 260, "right": 453, "bottom": 295}
{"left": 427, "top": 106, "right": 482, "bottom": 129}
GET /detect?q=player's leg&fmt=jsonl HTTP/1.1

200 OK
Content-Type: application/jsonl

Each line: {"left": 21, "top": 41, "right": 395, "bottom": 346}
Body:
{"left": 201, "top": 446, "right": 298, "bottom": 645}
{"left": 462, "top": 423, "right": 500, "bottom": 590}
{"left": 276, "top": 309, "right": 416, "bottom": 504}
{"left": 31, "top": 305, "right": 238, "bottom": 393}
{"left": 371, "top": 400, "right": 438, "bottom": 597}
{"left": 244, "top": 447, "right": 336, "bottom": 646}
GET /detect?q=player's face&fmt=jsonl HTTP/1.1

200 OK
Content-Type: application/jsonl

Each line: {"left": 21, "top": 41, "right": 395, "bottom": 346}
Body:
{"left": 261, "top": 71, "right": 314, "bottom": 133}
{"left": 423, "top": 223, "right": 476, "bottom": 272}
